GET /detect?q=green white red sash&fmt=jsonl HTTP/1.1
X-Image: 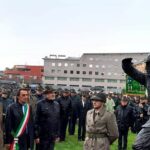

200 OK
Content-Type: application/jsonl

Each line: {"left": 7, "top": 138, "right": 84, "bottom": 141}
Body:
{"left": 10, "top": 103, "right": 30, "bottom": 150}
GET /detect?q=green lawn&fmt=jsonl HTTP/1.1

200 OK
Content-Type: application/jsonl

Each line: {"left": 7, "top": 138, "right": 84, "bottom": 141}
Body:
{"left": 55, "top": 130, "right": 136, "bottom": 150}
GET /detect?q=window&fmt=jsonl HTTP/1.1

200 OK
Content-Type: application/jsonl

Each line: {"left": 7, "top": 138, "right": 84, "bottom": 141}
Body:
{"left": 57, "top": 70, "right": 61, "bottom": 73}
{"left": 70, "top": 85, "right": 79, "bottom": 87}
{"left": 89, "top": 71, "right": 92, "bottom": 75}
{"left": 58, "top": 63, "right": 62, "bottom": 66}
{"left": 102, "top": 65, "right": 105, "bottom": 68}
{"left": 83, "top": 64, "right": 86, "bottom": 67}
{"left": 33, "top": 76, "right": 37, "bottom": 79}
{"left": 95, "top": 65, "right": 99, "bottom": 68}
{"left": 70, "top": 78, "right": 80, "bottom": 81}
{"left": 64, "top": 70, "right": 67, "bottom": 74}
{"left": 120, "top": 80, "right": 125, "bottom": 83}
{"left": 89, "top": 58, "right": 93, "bottom": 61}
{"left": 95, "top": 72, "right": 99, "bottom": 75}
{"left": 41, "top": 69, "right": 44, "bottom": 72}
{"left": 76, "top": 71, "right": 80, "bottom": 74}
{"left": 101, "top": 73, "right": 104, "bottom": 76}
{"left": 107, "top": 86, "right": 117, "bottom": 90}
{"left": 52, "top": 63, "right": 55, "bottom": 66}
{"left": 107, "top": 79, "right": 117, "bottom": 83}
{"left": 45, "top": 76, "right": 54, "bottom": 80}
{"left": 77, "top": 64, "right": 80, "bottom": 67}
{"left": 114, "top": 73, "right": 118, "bottom": 76}
{"left": 82, "top": 85, "right": 91, "bottom": 87}
{"left": 114, "top": 59, "right": 118, "bottom": 62}
{"left": 95, "top": 79, "right": 104, "bottom": 82}
{"left": 89, "top": 64, "right": 93, "bottom": 68}
{"left": 83, "top": 71, "right": 86, "bottom": 75}
{"left": 51, "top": 69, "right": 55, "bottom": 73}
{"left": 57, "top": 84, "right": 67, "bottom": 86}
{"left": 64, "top": 63, "right": 68, "bottom": 67}
{"left": 57, "top": 77, "right": 67, "bottom": 81}
{"left": 70, "top": 70, "right": 74, "bottom": 74}
{"left": 25, "top": 68, "right": 31, "bottom": 71}
{"left": 108, "top": 72, "right": 111, "bottom": 76}
{"left": 82, "top": 78, "right": 92, "bottom": 82}
{"left": 71, "top": 63, "right": 74, "bottom": 66}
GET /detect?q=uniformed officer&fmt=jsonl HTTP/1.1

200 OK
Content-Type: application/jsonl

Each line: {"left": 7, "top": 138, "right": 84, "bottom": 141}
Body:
{"left": 84, "top": 92, "right": 119, "bottom": 150}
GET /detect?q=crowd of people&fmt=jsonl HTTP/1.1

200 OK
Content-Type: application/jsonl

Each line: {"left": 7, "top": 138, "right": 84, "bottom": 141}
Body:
{"left": 0, "top": 83, "right": 150, "bottom": 150}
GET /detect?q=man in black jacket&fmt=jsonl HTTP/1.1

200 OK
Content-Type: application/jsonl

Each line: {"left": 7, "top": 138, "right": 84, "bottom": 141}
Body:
{"left": 34, "top": 87, "right": 60, "bottom": 150}
{"left": 5, "top": 88, "right": 34, "bottom": 150}
{"left": 68, "top": 89, "right": 80, "bottom": 135}
{"left": 77, "top": 94, "right": 92, "bottom": 141}
{"left": 56, "top": 88, "right": 72, "bottom": 141}
{"left": 116, "top": 96, "right": 135, "bottom": 150}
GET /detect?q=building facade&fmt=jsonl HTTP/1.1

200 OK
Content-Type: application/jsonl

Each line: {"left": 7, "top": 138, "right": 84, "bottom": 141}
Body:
{"left": 4, "top": 65, "right": 44, "bottom": 84}
{"left": 43, "top": 53, "right": 148, "bottom": 93}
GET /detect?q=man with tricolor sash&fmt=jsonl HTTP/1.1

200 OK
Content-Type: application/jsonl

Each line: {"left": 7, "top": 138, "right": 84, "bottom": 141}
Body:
{"left": 5, "top": 88, "right": 34, "bottom": 150}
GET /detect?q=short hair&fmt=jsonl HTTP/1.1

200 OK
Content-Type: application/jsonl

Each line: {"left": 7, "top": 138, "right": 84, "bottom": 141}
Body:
{"left": 121, "top": 96, "right": 128, "bottom": 102}
{"left": 140, "top": 97, "right": 146, "bottom": 100}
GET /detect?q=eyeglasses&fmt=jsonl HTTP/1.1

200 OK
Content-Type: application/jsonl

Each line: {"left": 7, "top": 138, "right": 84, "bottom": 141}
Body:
{"left": 21, "top": 94, "right": 29, "bottom": 97}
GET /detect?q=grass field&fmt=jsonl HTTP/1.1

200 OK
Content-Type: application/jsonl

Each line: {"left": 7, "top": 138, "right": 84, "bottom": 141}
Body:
{"left": 55, "top": 130, "right": 136, "bottom": 150}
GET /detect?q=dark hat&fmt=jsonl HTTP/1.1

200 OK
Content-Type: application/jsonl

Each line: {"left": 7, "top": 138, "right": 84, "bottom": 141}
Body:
{"left": 2, "top": 90, "right": 9, "bottom": 95}
{"left": 62, "top": 88, "right": 70, "bottom": 93}
{"left": 44, "top": 86, "right": 55, "bottom": 94}
{"left": 145, "top": 54, "right": 150, "bottom": 63}
{"left": 91, "top": 92, "right": 106, "bottom": 103}
{"left": 36, "top": 86, "right": 43, "bottom": 92}
{"left": 121, "top": 96, "right": 129, "bottom": 102}
{"left": 70, "top": 89, "right": 76, "bottom": 93}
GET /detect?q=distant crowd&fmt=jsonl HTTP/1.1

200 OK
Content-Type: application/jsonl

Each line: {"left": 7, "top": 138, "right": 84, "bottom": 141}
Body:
{"left": 0, "top": 83, "right": 149, "bottom": 150}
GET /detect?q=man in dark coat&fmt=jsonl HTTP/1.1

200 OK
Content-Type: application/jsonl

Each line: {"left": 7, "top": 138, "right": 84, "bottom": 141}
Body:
{"left": 56, "top": 89, "right": 72, "bottom": 141}
{"left": 30, "top": 86, "right": 44, "bottom": 117}
{"left": 122, "top": 55, "right": 150, "bottom": 102}
{"left": 115, "top": 96, "right": 135, "bottom": 150}
{"left": 68, "top": 89, "right": 80, "bottom": 135}
{"left": 0, "top": 90, "right": 14, "bottom": 115}
{"left": 5, "top": 88, "right": 34, "bottom": 150}
{"left": 34, "top": 87, "right": 60, "bottom": 150}
{"left": 77, "top": 94, "right": 92, "bottom": 141}
{"left": 0, "top": 90, "right": 14, "bottom": 145}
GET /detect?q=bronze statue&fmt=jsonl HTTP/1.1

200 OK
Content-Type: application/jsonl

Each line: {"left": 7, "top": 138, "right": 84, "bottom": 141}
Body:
{"left": 122, "top": 54, "right": 150, "bottom": 102}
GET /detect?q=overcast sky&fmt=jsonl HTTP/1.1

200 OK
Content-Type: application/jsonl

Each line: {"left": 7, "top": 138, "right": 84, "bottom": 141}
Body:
{"left": 0, "top": 0, "right": 150, "bottom": 70}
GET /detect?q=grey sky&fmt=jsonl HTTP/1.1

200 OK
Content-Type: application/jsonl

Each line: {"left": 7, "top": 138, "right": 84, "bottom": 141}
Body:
{"left": 0, "top": 0, "right": 150, "bottom": 70}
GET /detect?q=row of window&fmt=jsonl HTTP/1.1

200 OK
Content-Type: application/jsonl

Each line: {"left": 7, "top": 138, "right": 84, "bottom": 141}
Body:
{"left": 45, "top": 84, "right": 119, "bottom": 90}
{"left": 45, "top": 76, "right": 125, "bottom": 83}
{"left": 51, "top": 69, "right": 125, "bottom": 76}
{"left": 51, "top": 62, "right": 115, "bottom": 69}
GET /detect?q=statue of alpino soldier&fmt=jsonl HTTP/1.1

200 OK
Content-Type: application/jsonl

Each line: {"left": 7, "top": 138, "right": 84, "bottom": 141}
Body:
{"left": 84, "top": 92, "right": 119, "bottom": 150}
{"left": 122, "top": 54, "right": 150, "bottom": 150}
{"left": 122, "top": 54, "right": 150, "bottom": 103}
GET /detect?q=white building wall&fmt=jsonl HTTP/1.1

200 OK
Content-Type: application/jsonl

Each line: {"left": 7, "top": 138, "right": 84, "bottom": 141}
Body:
{"left": 43, "top": 53, "right": 148, "bottom": 92}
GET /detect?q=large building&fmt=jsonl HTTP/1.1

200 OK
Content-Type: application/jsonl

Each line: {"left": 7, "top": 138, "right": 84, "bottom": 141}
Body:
{"left": 4, "top": 65, "right": 44, "bottom": 84}
{"left": 43, "top": 53, "right": 148, "bottom": 93}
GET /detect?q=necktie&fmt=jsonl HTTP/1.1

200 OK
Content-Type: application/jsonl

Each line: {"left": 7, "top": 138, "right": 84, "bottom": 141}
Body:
{"left": 93, "top": 111, "right": 100, "bottom": 122}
